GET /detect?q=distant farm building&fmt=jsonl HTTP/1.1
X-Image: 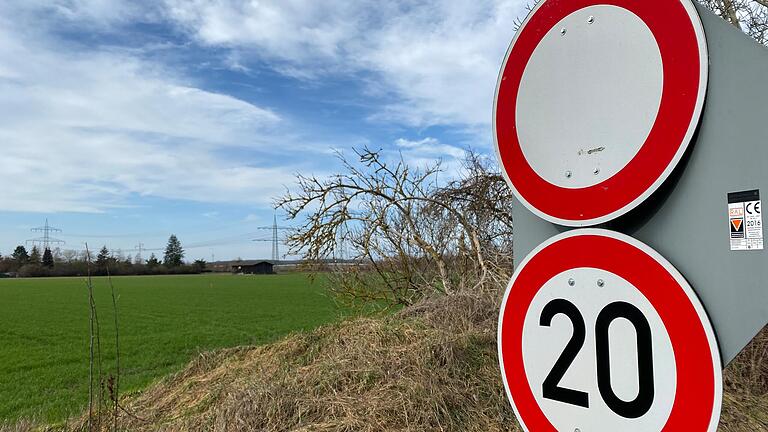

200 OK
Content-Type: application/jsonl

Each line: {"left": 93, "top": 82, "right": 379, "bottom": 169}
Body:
{"left": 209, "top": 258, "right": 361, "bottom": 274}
{"left": 232, "top": 261, "right": 274, "bottom": 275}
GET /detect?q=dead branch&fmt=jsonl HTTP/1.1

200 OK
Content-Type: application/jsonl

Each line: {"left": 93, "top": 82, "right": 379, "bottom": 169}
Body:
{"left": 277, "top": 148, "right": 513, "bottom": 306}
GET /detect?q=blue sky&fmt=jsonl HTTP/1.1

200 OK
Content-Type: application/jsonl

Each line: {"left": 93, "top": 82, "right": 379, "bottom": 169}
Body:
{"left": 0, "top": 0, "right": 525, "bottom": 261}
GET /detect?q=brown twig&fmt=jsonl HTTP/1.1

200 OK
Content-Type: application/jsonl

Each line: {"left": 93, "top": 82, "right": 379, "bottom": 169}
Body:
{"left": 84, "top": 243, "right": 95, "bottom": 432}
{"left": 107, "top": 266, "right": 120, "bottom": 431}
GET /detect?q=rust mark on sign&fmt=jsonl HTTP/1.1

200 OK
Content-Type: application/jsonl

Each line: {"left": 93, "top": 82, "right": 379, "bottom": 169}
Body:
{"left": 577, "top": 146, "right": 606, "bottom": 156}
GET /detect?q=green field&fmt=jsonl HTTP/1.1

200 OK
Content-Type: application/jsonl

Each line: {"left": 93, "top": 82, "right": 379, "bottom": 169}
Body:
{"left": 0, "top": 273, "right": 346, "bottom": 422}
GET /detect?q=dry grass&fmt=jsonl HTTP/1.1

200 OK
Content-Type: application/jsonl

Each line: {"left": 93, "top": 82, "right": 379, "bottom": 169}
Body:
{"left": 7, "top": 293, "right": 768, "bottom": 431}
{"left": 101, "top": 294, "right": 515, "bottom": 431}
{"left": 720, "top": 329, "right": 768, "bottom": 431}
{"left": 0, "top": 420, "right": 38, "bottom": 432}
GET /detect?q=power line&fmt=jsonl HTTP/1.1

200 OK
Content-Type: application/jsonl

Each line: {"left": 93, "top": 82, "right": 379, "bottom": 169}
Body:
{"left": 136, "top": 233, "right": 270, "bottom": 252}
{"left": 19, "top": 219, "right": 292, "bottom": 258}
{"left": 253, "top": 214, "right": 294, "bottom": 261}
{"left": 26, "top": 218, "right": 65, "bottom": 250}
{"left": 272, "top": 214, "right": 278, "bottom": 261}
{"left": 60, "top": 218, "right": 283, "bottom": 240}
{"left": 135, "top": 242, "right": 145, "bottom": 261}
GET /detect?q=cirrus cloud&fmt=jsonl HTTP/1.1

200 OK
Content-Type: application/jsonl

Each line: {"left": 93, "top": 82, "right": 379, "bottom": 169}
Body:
{"left": 0, "top": 11, "right": 301, "bottom": 213}
{"left": 162, "top": 0, "right": 526, "bottom": 128}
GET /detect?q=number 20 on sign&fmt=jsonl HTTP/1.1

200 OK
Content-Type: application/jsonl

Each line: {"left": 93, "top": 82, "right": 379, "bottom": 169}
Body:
{"left": 498, "top": 230, "right": 722, "bottom": 431}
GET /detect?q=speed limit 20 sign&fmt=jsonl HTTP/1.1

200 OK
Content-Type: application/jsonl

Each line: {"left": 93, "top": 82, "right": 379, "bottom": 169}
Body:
{"left": 498, "top": 230, "right": 722, "bottom": 431}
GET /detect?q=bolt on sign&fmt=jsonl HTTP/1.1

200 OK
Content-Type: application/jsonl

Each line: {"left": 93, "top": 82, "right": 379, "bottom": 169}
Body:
{"left": 494, "top": 0, "right": 768, "bottom": 430}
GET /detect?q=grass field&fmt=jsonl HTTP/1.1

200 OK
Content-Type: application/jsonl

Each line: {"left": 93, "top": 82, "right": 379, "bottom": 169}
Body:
{"left": 0, "top": 273, "right": 346, "bottom": 423}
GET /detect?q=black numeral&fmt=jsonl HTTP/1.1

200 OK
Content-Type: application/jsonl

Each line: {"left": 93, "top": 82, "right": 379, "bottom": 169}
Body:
{"left": 539, "top": 299, "right": 655, "bottom": 418}
{"left": 540, "top": 299, "right": 590, "bottom": 408}
{"left": 595, "top": 301, "right": 654, "bottom": 418}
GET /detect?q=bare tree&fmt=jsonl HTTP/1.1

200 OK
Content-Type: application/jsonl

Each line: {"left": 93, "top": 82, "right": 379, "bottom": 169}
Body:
{"left": 277, "top": 148, "right": 513, "bottom": 307}
{"left": 700, "top": 0, "right": 768, "bottom": 44}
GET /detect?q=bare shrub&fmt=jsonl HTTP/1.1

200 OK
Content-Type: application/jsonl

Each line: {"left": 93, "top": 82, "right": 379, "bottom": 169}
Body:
{"left": 699, "top": 0, "right": 768, "bottom": 45}
{"left": 277, "top": 148, "right": 513, "bottom": 307}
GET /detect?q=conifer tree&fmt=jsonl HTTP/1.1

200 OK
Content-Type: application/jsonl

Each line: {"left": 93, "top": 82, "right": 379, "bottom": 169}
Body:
{"left": 163, "top": 235, "right": 185, "bottom": 267}
{"left": 42, "top": 248, "right": 54, "bottom": 268}
{"left": 29, "top": 246, "right": 41, "bottom": 265}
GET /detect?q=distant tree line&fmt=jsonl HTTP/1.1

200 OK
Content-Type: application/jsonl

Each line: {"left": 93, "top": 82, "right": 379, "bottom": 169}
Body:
{"left": 0, "top": 234, "right": 207, "bottom": 278}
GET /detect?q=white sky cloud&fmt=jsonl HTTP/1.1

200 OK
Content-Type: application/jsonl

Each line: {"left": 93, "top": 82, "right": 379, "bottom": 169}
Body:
{"left": 0, "top": 15, "right": 298, "bottom": 213}
{"left": 162, "top": 0, "right": 526, "bottom": 128}
{"left": 395, "top": 137, "right": 466, "bottom": 159}
{"left": 393, "top": 137, "right": 468, "bottom": 177}
{"left": 0, "top": 0, "right": 527, "bottom": 215}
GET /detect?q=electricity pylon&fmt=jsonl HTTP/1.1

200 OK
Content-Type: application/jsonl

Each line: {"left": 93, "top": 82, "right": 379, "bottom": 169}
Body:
{"left": 253, "top": 214, "right": 292, "bottom": 261}
{"left": 26, "top": 218, "right": 65, "bottom": 250}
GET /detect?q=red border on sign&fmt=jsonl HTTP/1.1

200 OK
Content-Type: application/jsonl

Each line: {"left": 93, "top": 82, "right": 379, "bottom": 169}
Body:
{"left": 494, "top": 0, "right": 705, "bottom": 224}
{"left": 499, "top": 232, "right": 719, "bottom": 431}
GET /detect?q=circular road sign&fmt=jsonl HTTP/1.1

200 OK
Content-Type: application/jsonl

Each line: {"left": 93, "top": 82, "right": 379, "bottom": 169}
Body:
{"left": 494, "top": 0, "right": 708, "bottom": 226}
{"left": 498, "top": 229, "right": 722, "bottom": 431}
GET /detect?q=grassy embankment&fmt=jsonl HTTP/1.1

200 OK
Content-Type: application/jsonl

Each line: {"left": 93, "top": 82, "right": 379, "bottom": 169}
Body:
{"left": 4, "top": 277, "right": 768, "bottom": 431}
